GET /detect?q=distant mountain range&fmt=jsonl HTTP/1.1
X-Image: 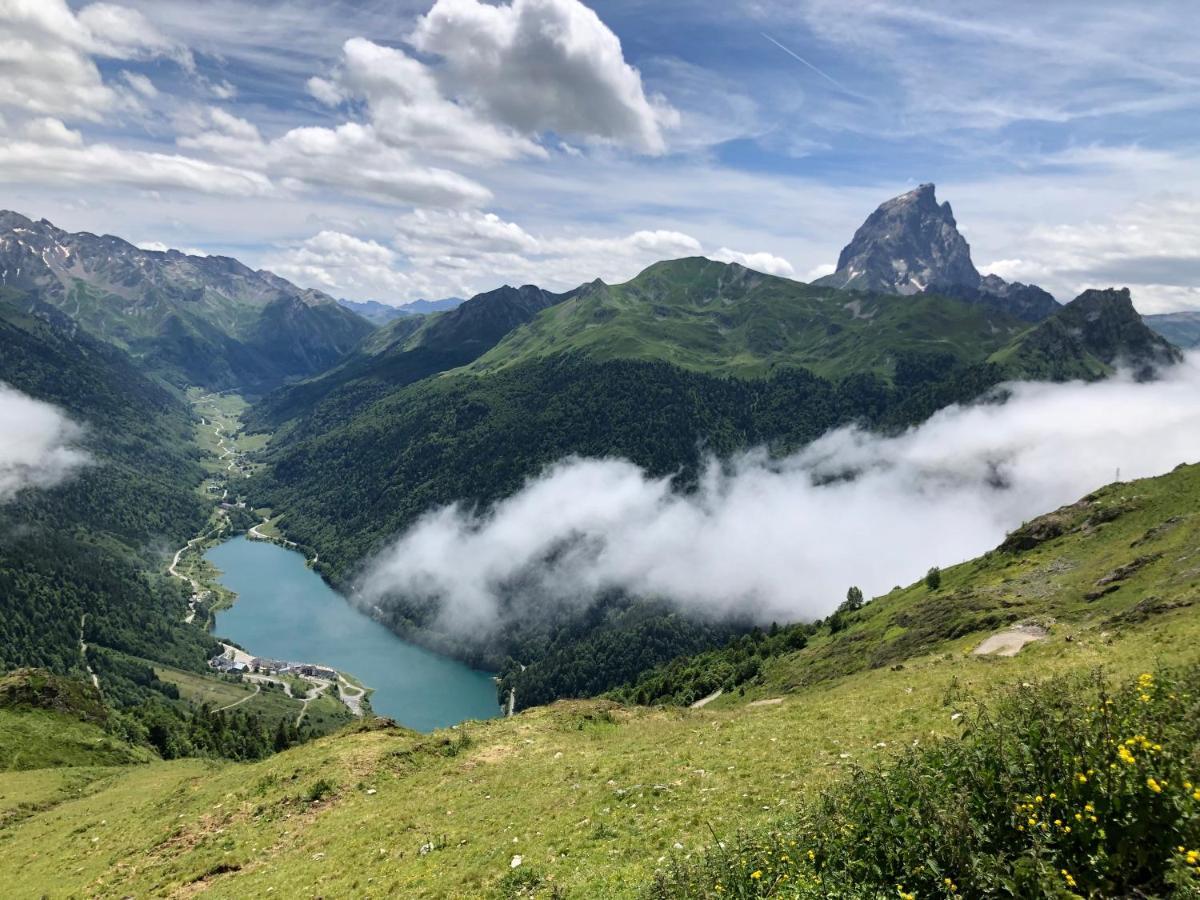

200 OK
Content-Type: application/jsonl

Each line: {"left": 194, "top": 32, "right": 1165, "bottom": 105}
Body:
{"left": 1146, "top": 310, "right": 1200, "bottom": 348}
{"left": 0, "top": 211, "right": 373, "bottom": 393}
{"left": 337, "top": 296, "right": 465, "bottom": 325}
{"left": 814, "top": 183, "right": 1060, "bottom": 322}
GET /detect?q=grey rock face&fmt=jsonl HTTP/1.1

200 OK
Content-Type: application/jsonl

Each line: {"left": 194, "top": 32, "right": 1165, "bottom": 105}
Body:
{"left": 813, "top": 184, "right": 1062, "bottom": 322}
{"left": 814, "top": 183, "right": 980, "bottom": 295}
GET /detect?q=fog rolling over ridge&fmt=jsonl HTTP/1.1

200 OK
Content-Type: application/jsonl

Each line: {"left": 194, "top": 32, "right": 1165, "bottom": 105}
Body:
{"left": 358, "top": 356, "right": 1200, "bottom": 632}
{"left": 0, "top": 383, "right": 89, "bottom": 503}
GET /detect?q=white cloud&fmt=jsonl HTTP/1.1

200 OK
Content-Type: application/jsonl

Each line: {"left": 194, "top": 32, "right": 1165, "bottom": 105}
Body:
{"left": 315, "top": 37, "right": 545, "bottom": 166}
{"left": 268, "top": 231, "right": 413, "bottom": 298}
{"left": 0, "top": 131, "right": 273, "bottom": 196}
{"left": 0, "top": 0, "right": 189, "bottom": 121}
{"left": 268, "top": 206, "right": 804, "bottom": 301}
{"left": 411, "top": 0, "right": 678, "bottom": 154}
{"left": 76, "top": 2, "right": 191, "bottom": 66}
{"left": 390, "top": 209, "right": 703, "bottom": 291}
{"left": 712, "top": 248, "right": 796, "bottom": 277}
{"left": 206, "top": 78, "right": 237, "bottom": 100}
{"left": 136, "top": 240, "right": 207, "bottom": 256}
{"left": 119, "top": 69, "right": 158, "bottom": 98}
{"left": 358, "top": 355, "right": 1200, "bottom": 633}
{"left": 970, "top": 151, "right": 1200, "bottom": 313}
{"left": 803, "top": 262, "right": 836, "bottom": 282}
{"left": 178, "top": 108, "right": 493, "bottom": 208}
{"left": 0, "top": 384, "right": 90, "bottom": 503}
{"left": 21, "top": 117, "right": 84, "bottom": 147}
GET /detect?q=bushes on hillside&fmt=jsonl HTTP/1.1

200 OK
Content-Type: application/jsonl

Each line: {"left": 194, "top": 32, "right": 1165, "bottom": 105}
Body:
{"left": 649, "top": 666, "right": 1200, "bottom": 898}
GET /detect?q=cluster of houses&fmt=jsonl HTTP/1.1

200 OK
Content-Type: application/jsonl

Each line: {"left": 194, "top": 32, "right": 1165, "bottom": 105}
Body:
{"left": 208, "top": 652, "right": 336, "bottom": 681}
{"left": 209, "top": 655, "right": 248, "bottom": 674}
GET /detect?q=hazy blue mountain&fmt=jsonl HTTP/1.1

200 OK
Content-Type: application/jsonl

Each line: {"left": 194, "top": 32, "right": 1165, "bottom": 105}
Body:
{"left": 1146, "top": 310, "right": 1200, "bottom": 348}
{"left": 337, "top": 296, "right": 466, "bottom": 324}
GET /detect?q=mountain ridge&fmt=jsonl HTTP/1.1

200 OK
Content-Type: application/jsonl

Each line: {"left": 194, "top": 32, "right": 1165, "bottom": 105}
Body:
{"left": 0, "top": 211, "right": 374, "bottom": 392}
{"left": 337, "top": 296, "right": 466, "bottom": 324}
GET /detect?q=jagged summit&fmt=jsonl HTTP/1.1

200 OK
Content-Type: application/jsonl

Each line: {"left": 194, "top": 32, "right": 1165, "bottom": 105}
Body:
{"left": 815, "top": 183, "right": 979, "bottom": 296}
{"left": 814, "top": 184, "right": 1060, "bottom": 322}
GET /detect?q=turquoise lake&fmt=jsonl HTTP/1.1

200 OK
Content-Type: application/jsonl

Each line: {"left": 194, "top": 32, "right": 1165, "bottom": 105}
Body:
{"left": 207, "top": 536, "right": 499, "bottom": 732}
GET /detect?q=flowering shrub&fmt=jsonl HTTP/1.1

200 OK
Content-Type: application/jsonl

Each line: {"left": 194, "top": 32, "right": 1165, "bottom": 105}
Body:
{"left": 650, "top": 666, "right": 1200, "bottom": 898}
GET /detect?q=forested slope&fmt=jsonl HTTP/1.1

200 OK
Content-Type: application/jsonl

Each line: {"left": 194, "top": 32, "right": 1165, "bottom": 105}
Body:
{"left": 0, "top": 292, "right": 215, "bottom": 682}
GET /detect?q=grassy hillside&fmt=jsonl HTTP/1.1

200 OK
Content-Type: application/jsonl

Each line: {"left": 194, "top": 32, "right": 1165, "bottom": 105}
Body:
{"left": 0, "top": 671, "right": 153, "bottom": 771}
{"left": 470, "top": 258, "right": 1029, "bottom": 381}
{"left": 3, "top": 463, "right": 1198, "bottom": 897}
{"left": 249, "top": 282, "right": 575, "bottom": 431}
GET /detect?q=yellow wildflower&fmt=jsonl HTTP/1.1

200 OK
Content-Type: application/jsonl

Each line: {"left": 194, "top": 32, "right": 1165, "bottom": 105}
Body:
{"left": 1148, "top": 777, "right": 1163, "bottom": 794}
{"left": 750, "top": 870, "right": 762, "bottom": 880}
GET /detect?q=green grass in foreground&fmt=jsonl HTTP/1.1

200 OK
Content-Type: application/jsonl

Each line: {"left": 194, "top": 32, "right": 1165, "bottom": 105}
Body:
{"left": 652, "top": 665, "right": 1200, "bottom": 898}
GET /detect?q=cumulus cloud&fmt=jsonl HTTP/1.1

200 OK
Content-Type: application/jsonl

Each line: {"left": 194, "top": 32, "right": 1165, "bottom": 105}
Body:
{"left": 410, "top": 0, "right": 678, "bottom": 154}
{"left": 311, "top": 37, "right": 545, "bottom": 165}
{"left": 299, "top": 0, "right": 676, "bottom": 169}
{"left": 0, "top": 0, "right": 188, "bottom": 121}
{"left": 178, "top": 108, "right": 492, "bottom": 207}
{"left": 268, "top": 231, "right": 410, "bottom": 298}
{"left": 358, "top": 356, "right": 1200, "bottom": 632}
{"left": 0, "top": 384, "right": 90, "bottom": 502}
{"left": 712, "top": 247, "right": 796, "bottom": 277}
{"left": 269, "top": 208, "right": 795, "bottom": 302}
{"left": 135, "top": 240, "right": 207, "bottom": 256}
{"left": 119, "top": 69, "right": 158, "bottom": 99}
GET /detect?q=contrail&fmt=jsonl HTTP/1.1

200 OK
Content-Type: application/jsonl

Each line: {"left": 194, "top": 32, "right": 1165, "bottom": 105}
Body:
{"left": 761, "top": 32, "right": 859, "bottom": 97}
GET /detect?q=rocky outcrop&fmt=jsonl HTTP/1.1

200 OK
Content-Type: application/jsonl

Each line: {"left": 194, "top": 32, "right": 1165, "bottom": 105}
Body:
{"left": 814, "top": 184, "right": 1061, "bottom": 322}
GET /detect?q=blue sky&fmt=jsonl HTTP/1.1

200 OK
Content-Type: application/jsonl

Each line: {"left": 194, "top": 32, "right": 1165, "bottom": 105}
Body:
{"left": 2, "top": 0, "right": 1198, "bottom": 311}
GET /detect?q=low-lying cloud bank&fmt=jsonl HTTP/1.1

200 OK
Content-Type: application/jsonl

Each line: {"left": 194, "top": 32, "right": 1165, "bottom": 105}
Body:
{"left": 358, "top": 356, "right": 1200, "bottom": 632}
{"left": 0, "top": 384, "right": 89, "bottom": 503}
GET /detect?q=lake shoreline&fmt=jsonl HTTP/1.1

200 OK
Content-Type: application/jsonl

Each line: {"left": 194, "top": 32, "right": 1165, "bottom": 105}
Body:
{"left": 207, "top": 536, "right": 501, "bottom": 732}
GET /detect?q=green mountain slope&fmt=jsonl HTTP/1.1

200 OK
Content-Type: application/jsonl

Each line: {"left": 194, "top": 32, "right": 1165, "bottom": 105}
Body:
{"left": 0, "top": 291, "right": 215, "bottom": 683}
{"left": 3, "top": 463, "right": 1199, "bottom": 898}
{"left": 0, "top": 670, "right": 153, "bottom": 771}
{"left": 0, "top": 211, "right": 373, "bottom": 392}
{"left": 248, "top": 259, "right": 1177, "bottom": 685}
{"left": 993, "top": 287, "right": 1181, "bottom": 379}
{"left": 469, "top": 258, "right": 1029, "bottom": 380}
{"left": 250, "top": 282, "right": 579, "bottom": 430}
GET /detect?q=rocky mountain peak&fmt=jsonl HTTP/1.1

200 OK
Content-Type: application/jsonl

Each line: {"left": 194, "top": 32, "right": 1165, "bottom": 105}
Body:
{"left": 813, "top": 184, "right": 1061, "bottom": 322}
{"left": 1012, "top": 287, "right": 1182, "bottom": 380}
{"left": 816, "top": 183, "right": 980, "bottom": 295}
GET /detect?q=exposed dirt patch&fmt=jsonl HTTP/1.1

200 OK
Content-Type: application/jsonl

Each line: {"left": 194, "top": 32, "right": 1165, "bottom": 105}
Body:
{"left": 748, "top": 698, "right": 784, "bottom": 708}
{"left": 973, "top": 625, "right": 1049, "bottom": 657}
{"left": 690, "top": 689, "right": 723, "bottom": 709}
